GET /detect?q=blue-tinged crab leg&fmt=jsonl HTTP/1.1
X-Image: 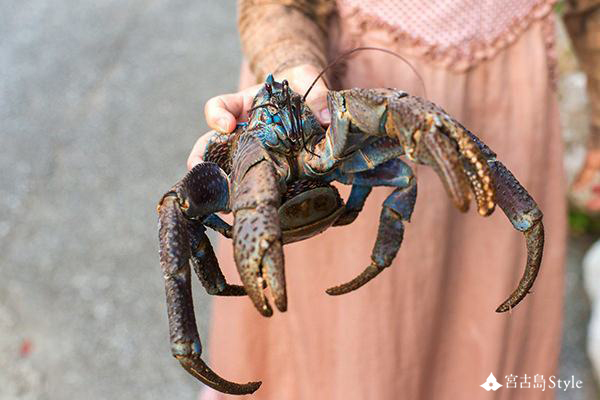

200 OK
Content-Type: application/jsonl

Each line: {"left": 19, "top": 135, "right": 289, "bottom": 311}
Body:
{"left": 332, "top": 185, "right": 373, "bottom": 227}
{"left": 202, "top": 214, "right": 233, "bottom": 239}
{"left": 187, "top": 219, "right": 245, "bottom": 296}
{"left": 327, "top": 159, "right": 417, "bottom": 295}
{"left": 157, "top": 163, "right": 260, "bottom": 394}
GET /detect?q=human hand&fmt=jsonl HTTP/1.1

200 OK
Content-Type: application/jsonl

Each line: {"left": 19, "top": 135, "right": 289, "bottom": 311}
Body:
{"left": 187, "top": 64, "right": 329, "bottom": 170}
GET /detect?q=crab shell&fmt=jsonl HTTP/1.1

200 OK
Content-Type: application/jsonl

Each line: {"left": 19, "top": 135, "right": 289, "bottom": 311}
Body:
{"left": 279, "top": 184, "right": 345, "bottom": 244}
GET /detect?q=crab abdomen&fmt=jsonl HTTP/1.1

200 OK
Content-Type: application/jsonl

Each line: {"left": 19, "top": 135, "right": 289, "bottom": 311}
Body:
{"left": 279, "top": 180, "right": 344, "bottom": 244}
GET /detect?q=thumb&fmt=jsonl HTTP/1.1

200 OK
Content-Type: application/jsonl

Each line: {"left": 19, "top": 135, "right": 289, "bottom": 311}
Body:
{"left": 304, "top": 81, "right": 330, "bottom": 126}
{"left": 276, "top": 65, "right": 331, "bottom": 126}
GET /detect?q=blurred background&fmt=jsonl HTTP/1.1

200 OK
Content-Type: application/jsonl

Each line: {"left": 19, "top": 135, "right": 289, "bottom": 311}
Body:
{"left": 1, "top": 1, "right": 598, "bottom": 399}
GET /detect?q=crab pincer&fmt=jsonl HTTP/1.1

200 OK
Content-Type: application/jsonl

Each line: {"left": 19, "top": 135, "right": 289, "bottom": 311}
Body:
{"left": 464, "top": 132, "right": 544, "bottom": 312}
{"left": 158, "top": 73, "right": 548, "bottom": 394}
{"left": 230, "top": 132, "right": 287, "bottom": 316}
{"left": 158, "top": 162, "right": 260, "bottom": 394}
{"left": 386, "top": 94, "right": 543, "bottom": 311}
{"left": 389, "top": 96, "right": 544, "bottom": 312}
{"left": 317, "top": 88, "right": 543, "bottom": 311}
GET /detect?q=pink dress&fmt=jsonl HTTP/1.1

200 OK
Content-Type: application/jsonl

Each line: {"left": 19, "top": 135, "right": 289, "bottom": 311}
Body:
{"left": 203, "top": 1, "right": 566, "bottom": 399}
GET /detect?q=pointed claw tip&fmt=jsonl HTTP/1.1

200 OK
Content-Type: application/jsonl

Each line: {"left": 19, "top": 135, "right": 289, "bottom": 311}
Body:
{"left": 246, "top": 290, "right": 274, "bottom": 317}
{"left": 495, "top": 304, "right": 509, "bottom": 313}
{"left": 177, "top": 356, "right": 262, "bottom": 395}
{"left": 244, "top": 380, "right": 262, "bottom": 393}
{"left": 325, "top": 285, "right": 351, "bottom": 296}
{"left": 326, "top": 264, "right": 385, "bottom": 296}
{"left": 275, "top": 297, "right": 288, "bottom": 312}
{"left": 478, "top": 205, "right": 495, "bottom": 217}
{"left": 260, "top": 304, "right": 274, "bottom": 317}
{"left": 495, "top": 299, "right": 516, "bottom": 313}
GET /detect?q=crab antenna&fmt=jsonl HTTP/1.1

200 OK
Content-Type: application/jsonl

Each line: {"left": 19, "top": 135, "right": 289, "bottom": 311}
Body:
{"left": 302, "top": 46, "right": 427, "bottom": 103}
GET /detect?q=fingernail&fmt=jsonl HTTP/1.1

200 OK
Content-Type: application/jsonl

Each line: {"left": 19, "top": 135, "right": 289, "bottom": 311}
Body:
{"left": 217, "top": 117, "right": 229, "bottom": 132}
{"left": 319, "top": 108, "right": 331, "bottom": 124}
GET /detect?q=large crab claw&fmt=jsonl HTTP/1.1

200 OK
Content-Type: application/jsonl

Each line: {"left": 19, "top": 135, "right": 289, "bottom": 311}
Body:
{"left": 158, "top": 163, "right": 261, "bottom": 394}
{"left": 230, "top": 132, "right": 287, "bottom": 316}
{"left": 314, "top": 88, "right": 543, "bottom": 311}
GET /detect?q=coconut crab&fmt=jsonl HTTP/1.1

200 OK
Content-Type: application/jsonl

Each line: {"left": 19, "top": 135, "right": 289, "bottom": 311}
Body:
{"left": 157, "top": 75, "right": 544, "bottom": 395}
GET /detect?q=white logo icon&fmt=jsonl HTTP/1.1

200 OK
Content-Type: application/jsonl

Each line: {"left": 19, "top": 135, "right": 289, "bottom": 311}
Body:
{"left": 481, "top": 373, "right": 503, "bottom": 391}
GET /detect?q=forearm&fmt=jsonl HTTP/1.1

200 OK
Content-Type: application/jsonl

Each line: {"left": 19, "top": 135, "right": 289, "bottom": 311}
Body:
{"left": 238, "top": 0, "right": 334, "bottom": 81}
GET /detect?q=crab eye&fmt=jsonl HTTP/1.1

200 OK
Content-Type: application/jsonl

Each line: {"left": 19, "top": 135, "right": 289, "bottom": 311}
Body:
{"left": 265, "top": 83, "right": 272, "bottom": 95}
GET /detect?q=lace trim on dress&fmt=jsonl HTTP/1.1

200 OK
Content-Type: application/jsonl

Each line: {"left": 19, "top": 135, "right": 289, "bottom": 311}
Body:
{"left": 336, "top": 0, "right": 557, "bottom": 76}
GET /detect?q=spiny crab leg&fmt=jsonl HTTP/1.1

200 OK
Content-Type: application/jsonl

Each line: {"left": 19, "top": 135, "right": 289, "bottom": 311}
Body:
{"left": 496, "top": 220, "right": 544, "bottom": 312}
{"left": 464, "top": 133, "right": 545, "bottom": 312}
{"left": 326, "top": 159, "right": 417, "bottom": 295}
{"left": 415, "top": 114, "right": 544, "bottom": 312}
{"left": 230, "top": 133, "right": 287, "bottom": 316}
{"left": 176, "top": 346, "right": 261, "bottom": 395}
{"left": 386, "top": 100, "right": 496, "bottom": 218}
{"left": 317, "top": 89, "right": 543, "bottom": 310}
{"left": 407, "top": 112, "right": 544, "bottom": 312}
{"left": 158, "top": 163, "right": 260, "bottom": 394}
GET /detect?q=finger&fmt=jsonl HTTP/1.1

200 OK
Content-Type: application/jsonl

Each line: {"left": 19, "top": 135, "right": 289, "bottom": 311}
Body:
{"left": 276, "top": 66, "right": 330, "bottom": 125}
{"left": 204, "top": 94, "right": 243, "bottom": 133}
{"left": 306, "top": 81, "right": 330, "bottom": 126}
{"left": 187, "top": 132, "right": 212, "bottom": 170}
{"left": 297, "top": 78, "right": 330, "bottom": 125}
{"left": 204, "top": 85, "right": 262, "bottom": 133}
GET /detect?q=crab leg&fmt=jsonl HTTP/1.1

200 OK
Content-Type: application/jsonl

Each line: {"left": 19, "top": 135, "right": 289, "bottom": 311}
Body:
{"left": 327, "top": 159, "right": 417, "bottom": 295}
{"left": 393, "top": 104, "right": 544, "bottom": 312}
{"left": 230, "top": 132, "right": 287, "bottom": 316}
{"left": 490, "top": 161, "right": 544, "bottom": 312}
{"left": 187, "top": 219, "right": 245, "bottom": 296}
{"left": 157, "top": 163, "right": 260, "bottom": 394}
{"left": 315, "top": 88, "right": 543, "bottom": 310}
{"left": 332, "top": 185, "right": 373, "bottom": 227}
{"left": 462, "top": 132, "right": 544, "bottom": 312}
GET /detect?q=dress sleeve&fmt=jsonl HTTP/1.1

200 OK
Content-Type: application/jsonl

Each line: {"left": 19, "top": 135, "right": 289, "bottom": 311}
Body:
{"left": 238, "top": 0, "right": 335, "bottom": 81}
{"left": 564, "top": 0, "right": 600, "bottom": 148}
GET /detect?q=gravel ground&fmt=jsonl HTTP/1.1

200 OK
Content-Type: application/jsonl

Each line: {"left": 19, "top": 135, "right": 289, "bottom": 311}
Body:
{"left": 1, "top": 3, "right": 598, "bottom": 399}
{"left": 1, "top": 1, "right": 240, "bottom": 399}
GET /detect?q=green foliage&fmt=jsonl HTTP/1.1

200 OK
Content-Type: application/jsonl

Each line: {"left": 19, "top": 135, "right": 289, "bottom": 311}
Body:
{"left": 569, "top": 208, "right": 600, "bottom": 235}
{"left": 554, "top": 0, "right": 565, "bottom": 15}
